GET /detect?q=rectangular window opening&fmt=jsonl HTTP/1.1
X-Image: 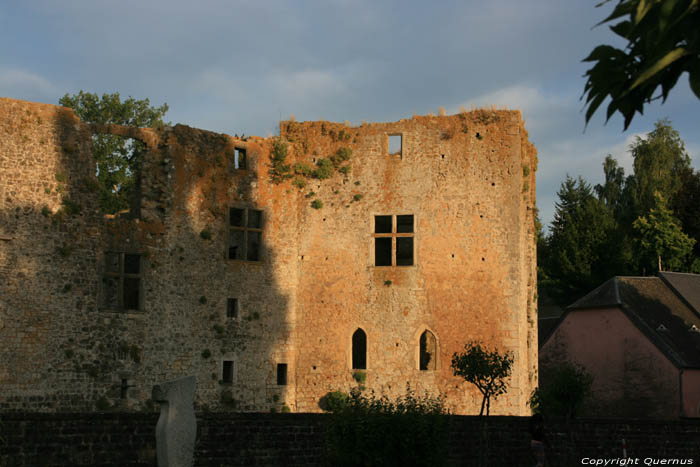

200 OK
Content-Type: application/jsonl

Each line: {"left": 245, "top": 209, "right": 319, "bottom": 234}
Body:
{"left": 396, "top": 237, "right": 414, "bottom": 266}
{"left": 396, "top": 215, "right": 414, "bottom": 233}
{"left": 375, "top": 238, "right": 392, "bottom": 266}
{"left": 375, "top": 215, "right": 392, "bottom": 234}
{"left": 103, "top": 252, "right": 141, "bottom": 311}
{"left": 227, "top": 298, "right": 239, "bottom": 319}
{"left": 388, "top": 134, "right": 402, "bottom": 156}
{"left": 229, "top": 208, "right": 263, "bottom": 262}
{"left": 234, "top": 148, "right": 247, "bottom": 170}
{"left": 120, "top": 379, "right": 129, "bottom": 399}
{"left": 277, "top": 363, "right": 288, "bottom": 386}
{"left": 222, "top": 361, "right": 234, "bottom": 383}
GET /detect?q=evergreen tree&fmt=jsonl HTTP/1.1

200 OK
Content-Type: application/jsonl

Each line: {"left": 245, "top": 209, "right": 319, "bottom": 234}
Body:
{"left": 546, "top": 176, "right": 618, "bottom": 304}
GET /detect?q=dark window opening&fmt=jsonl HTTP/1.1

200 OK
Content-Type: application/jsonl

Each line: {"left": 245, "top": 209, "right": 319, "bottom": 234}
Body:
{"left": 419, "top": 330, "right": 437, "bottom": 371}
{"left": 234, "top": 148, "right": 247, "bottom": 170}
{"left": 222, "top": 361, "right": 234, "bottom": 383}
{"left": 227, "top": 298, "right": 238, "bottom": 319}
{"left": 229, "top": 208, "right": 263, "bottom": 261}
{"left": 396, "top": 237, "right": 414, "bottom": 266}
{"left": 277, "top": 363, "right": 288, "bottom": 385}
{"left": 375, "top": 215, "right": 392, "bottom": 234}
{"left": 352, "top": 328, "right": 367, "bottom": 370}
{"left": 103, "top": 252, "right": 141, "bottom": 311}
{"left": 388, "top": 134, "right": 402, "bottom": 155}
{"left": 375, "top": 238, "right": 392, "bottom": 266}
{"left": 120, "top": 379, "right": 129, "bottom": 399}
{"left": 396, "top": 215, "right": 413, "bottom": 233}
{"left": 373, "top": 214, "right": 415, "bottom": 267}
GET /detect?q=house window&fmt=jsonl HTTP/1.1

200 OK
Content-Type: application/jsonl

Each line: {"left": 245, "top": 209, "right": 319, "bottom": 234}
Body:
{"left": 229, "top": 208, "right": 263, "bottom": 261}
{"left": 234, "top": 148, "right": 247, "bottom": 169}
{"left": 277, "top": 363, "right": 288, "bottom": 385}
{"left": 373, "top": 215, "right": 414, "bottom": 266}
{"left": 388, "top": 134, "right": 402, "bottom": 156}
{"left": 222, "top": 360, "right": 234, "bottom": 383}
{"left": 419, "top": 330, "right": 437, "bottom": 371}
{"left": 352, "top": 328, "right": 367, "bottom": 370}
{"left": 103, "top": 252, "right": 141, "bottom": 311}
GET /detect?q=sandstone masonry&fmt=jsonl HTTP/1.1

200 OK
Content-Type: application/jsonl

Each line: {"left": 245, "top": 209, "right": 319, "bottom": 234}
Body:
{"left": 0, "top": 97, "right": 538, "bottom": 414}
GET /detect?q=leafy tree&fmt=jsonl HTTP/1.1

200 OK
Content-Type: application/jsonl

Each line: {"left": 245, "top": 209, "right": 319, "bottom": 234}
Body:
{"left": 532, "top": 362, "right": 593, "bottom": 419}
{"left": 594, "top": 154, "right": 627, "bottom": 214}
{"left": 627, "top": 119, "right": 691, "bottom": 219}
{"left": 582, "top": 0, "right": 700, "bottom": 129}
{"left": 59, "top": 91, "right": 169, "bottom": 214}
{"left": 633, "top": 191, "right": 696, "bottom": 273}
{"left": 546, "top": 176, "right": 619, "bottom": 304}
{"left": 451, "top": 342, "right": 513, "bottom": 416}
{"left": 671, "top": 166, "right": 700, "bottom": 269}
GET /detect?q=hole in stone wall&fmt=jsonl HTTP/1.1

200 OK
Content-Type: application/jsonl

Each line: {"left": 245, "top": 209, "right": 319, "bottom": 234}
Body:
{"left": 482, "top": 257, "right": 485, "bottom": 262}
{"left": 352, "top": 329, "right": 367, "bottom": 370}
{"left": 234, "top": 147, "right": 247, "bottom": 169}
{"left": 277, "top": 363, "right": 288, "bottom": 385}
{"left": 441, "top": 154, "right": 445, "bottom": 159}
{"left": 451, "top": 254, "right": 454, "bottom": 258}
{"left": 222, "top": 361, "right": 234, "bottom": 383}
{"left": 491, "top": 182, "right": 495, "bottom": 186}
{"left": 388, "top": 134, "right": 402, "bottom": 156}
{"left": 227, "top": 298, "right": 238, "bottom": 319}
{"left": 419, "top": 330, "right": 437, "bottom": 371}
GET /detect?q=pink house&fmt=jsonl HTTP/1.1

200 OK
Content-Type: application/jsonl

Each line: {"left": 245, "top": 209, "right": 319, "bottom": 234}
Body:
{"left": 540, "top": 272, "right": 700, "bottom": 419}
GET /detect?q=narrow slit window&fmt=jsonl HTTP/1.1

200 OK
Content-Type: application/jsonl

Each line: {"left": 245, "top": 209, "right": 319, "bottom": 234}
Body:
{"left": 277, "top": 363, "right": 288, "bottom": 385}
{"left": 229, "top": 208, "right": 263, "bottom": 262}
{"left": 388, "top": 134, "right": 402, "bottom": 156}
{"left": 234, "top": 148, "right": 247, "bottom": 170}
{"left": 222, "top": 360, "right": 234, "bottom": 383}
{"left": 419, "top": 330, "right": 437, "bottom": 371}
{"left": 227, "top": 298, "right": 238, "bottom": 319}
{"left": 352, "top": 328, "right": 367, "bottom": 370}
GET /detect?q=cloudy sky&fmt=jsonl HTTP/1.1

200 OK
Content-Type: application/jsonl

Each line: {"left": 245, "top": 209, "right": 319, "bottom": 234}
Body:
{"left": 2, "top": 0, "right": 698, "bottom": 230}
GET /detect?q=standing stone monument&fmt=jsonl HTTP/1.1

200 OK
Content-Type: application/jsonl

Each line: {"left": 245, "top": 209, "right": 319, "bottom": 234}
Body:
{"left": 152, "top": 376, "right": 197, "bottom": 467}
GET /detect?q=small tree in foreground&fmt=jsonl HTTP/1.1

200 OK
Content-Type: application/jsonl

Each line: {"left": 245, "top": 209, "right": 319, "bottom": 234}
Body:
{"left": 451, "top": 342, "right": 514, "bottom": 416}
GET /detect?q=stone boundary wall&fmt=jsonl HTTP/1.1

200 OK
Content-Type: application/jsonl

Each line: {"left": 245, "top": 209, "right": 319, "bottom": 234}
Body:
{"left": 1, "top": 413, "right": 698, "bottom": 466}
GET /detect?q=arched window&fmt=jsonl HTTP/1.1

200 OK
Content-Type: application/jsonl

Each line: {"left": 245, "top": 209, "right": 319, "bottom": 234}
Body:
{"left": 419, "top": 330, "right": 436, "bottom": 371}
{"left": 352, "top": 328, "right": 367, "bottom": 370}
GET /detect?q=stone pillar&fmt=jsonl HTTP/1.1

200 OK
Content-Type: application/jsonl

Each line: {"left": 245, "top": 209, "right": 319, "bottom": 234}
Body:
{"left": 152, "top": 376, "right": 197, "bottom": 467}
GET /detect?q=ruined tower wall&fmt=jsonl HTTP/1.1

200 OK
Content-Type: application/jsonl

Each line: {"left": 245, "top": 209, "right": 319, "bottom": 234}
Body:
{"left": 0, "top": 97, "right": 537, "bottom": 414}
{"left": 279, "top": 114, "right": 537, "bottom": 414}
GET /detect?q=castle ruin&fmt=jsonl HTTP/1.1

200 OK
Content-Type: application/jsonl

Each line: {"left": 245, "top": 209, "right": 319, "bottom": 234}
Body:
{"left": 0, "top": 97, "right": 537, "bottom": 414}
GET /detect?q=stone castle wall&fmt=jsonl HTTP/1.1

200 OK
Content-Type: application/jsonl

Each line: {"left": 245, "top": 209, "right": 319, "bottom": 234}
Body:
{"left": 0, "top": 97, "right": 537, "bottom": 414}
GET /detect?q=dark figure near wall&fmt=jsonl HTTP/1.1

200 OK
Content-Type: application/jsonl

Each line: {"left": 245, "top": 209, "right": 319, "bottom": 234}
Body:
{"left": 529, "top": 413, "right": 546, "bottom": 467}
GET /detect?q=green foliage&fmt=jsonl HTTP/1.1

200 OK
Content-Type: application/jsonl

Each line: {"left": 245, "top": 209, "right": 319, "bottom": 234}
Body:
{"left": 633, "top": 192, "right": 695, "bottom": 273}
{"left": 384, "top": 280, "right": 392, "bottom": 286}
{"left": 331, "top": 147, "right": 352, "bottom": 167}
{"left": 60, "top": 198, "right": 81, "bottom": 216}
{"left": 292, "top": 176, "right": 307, "bottom": 189}
{"left": 533, "top": 362, "right": 593, "bottom": 419}
{"left": 269, "top": 138, "right": 292, "bottom": 184}
{"left": 544, "top": 176, "right": 620, "bottom": 304}
{"left": 353, "top": 194, "right": 363, "bottom": 202}
{"left": 305, "top": 191, "right": 316, "bottom": 199}
{"left": 199, "top": 229, "right": 211, "bottom": 240}
{"left": 324, "top": 386, "right": 449, "bottom": 467}
{"left": 281, "top": 404, "right": 291, "bottom": 413}
{"left": 313, "top": 158, "right": 334, "bottom": 179}
{"left": 451, "top": 342, "right": 514, "bottom": 416}
{"left": 582, "top": 0, "right": 700, "bottom": 129}
{"left": 352, "top": 371, "right": 366, "bottom": 384}
{"left": 199, "top": 295, "right": 208, "bottom": 305}
{"left": 293, "top": 162, "right": 313, "bottom": 176}
{"left": 627, "top": 119, "right": 690, "bottom": 219}
{"left": 59, "top": 91, "right": 169, "bottom": 213}
{"left": 311, "top": 199, "right": 323, "bottom": 209}
{"left": 320, "top": 390, "right": 350, "bottom": 412}
{"left": 338, "top": 165, "right": 351, "bottom": 175}
{"left": 201, "top": 349, "right": 212, "bottom": 359}
{"left": 41, "top": 206, "right": 50, "bottom": 217}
